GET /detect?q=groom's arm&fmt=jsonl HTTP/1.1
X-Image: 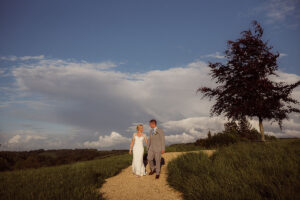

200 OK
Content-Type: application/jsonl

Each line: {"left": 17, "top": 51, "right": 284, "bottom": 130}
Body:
{"left": 147, "top": 131, "right": 151, "bottom": 150}
{"left": 160, "top": 129, "right": 165, "bottom": 153}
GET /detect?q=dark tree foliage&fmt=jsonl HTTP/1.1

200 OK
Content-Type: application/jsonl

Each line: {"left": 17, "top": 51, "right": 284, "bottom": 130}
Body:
{"left": 238, "top": 117, "right": 252, "bottom": 137}
{"left": 224, "top": 121, "right": 239, "bottom": 134}
{"left": 207, "top": 130, "right": 212, "bottom": 139}
{"left": 197, "top": 21, "right": 300, "bottom": 141}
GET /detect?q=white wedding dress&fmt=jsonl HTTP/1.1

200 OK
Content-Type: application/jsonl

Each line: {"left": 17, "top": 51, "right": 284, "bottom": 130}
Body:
{"left": 132, "top": 133, "right": 146, "bottom": 176}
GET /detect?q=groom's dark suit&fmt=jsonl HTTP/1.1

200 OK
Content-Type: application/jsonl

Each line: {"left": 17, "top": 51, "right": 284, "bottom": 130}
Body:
{"left": 147, "top": 127, "right": 165, "bottom": 175}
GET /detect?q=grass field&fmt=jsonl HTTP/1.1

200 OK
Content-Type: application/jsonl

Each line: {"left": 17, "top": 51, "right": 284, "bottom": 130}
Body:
{"left": 1, "top": 139, "right": 299, "bottom": 200}
{"left": 0, "top": 154, "right": 132, "bottom": 200}
{"left": 166, "top": 143, "right": 206, "bottom": 152}
{"left": 0, "top": 149, "right": 128, "bottom": 171}
{"left": 167, "top": 139, "right": 300, "bottom": 200}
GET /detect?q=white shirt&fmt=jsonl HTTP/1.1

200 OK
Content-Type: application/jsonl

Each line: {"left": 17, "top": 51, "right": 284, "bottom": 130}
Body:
{"left": 152, "top": 127, "right": 157, "bottom": 134}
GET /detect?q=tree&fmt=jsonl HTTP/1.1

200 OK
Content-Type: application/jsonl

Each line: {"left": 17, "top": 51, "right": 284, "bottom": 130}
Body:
{"left": 197, "top": 21, "right": 300, "bottom": 141}
{"left": 207, "top": 130, "right": 212, "bottom": 138}
{"left": 224, "top": 121, "right": 239, "bottom": 134}
{"left": 238, "top": 117, "right": 252, "bottom": 137}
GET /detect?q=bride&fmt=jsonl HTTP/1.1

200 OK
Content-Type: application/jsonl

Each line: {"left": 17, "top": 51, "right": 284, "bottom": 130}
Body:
{"left": 129, "top": 124, "right": 148, "bottom": 177}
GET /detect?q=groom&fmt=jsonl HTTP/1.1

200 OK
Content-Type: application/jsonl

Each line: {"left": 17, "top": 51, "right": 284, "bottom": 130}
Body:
{"left": 147, "top": 119, "right": 165, "bottom": 179}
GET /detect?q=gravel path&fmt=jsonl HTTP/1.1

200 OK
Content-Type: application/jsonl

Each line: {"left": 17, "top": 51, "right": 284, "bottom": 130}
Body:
{"left": 99, "top": 150, "right": 215, "bottom": 200}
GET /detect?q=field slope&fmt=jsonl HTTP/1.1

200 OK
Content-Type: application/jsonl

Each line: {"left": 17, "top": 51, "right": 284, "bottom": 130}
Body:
{"left": 167, "top": 139, "right": 300, "bottom": 200}
{"left": 0, "top": 154, "right": 132, "bottom": 200}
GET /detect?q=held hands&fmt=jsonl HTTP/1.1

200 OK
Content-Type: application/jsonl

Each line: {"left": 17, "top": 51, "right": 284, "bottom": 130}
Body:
{"left": 161, "top": 150, "right": 165, "bottom": 154}
{"left": 129, "top": 149, "right": 132, "bottom": 155}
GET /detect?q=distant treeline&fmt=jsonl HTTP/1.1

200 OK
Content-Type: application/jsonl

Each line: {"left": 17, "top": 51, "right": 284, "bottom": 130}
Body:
{"left": 0, "top": 149, "right": 127, "bottom": 172}
{"left": 195, "top": 118, "right": 277, "bottom": 148}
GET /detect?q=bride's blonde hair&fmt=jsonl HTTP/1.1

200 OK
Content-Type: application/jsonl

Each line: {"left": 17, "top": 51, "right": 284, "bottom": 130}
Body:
{"left": 136, "top": 124, "right": 143, "bottom": 131}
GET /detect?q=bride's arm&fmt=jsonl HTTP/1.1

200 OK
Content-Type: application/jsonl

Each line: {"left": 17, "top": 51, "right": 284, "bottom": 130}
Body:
{"left": 144, "top": 134, "right": 148, "bottom": 145}
{"left": 129, "top": 134, "right": 135, "bottom": 154}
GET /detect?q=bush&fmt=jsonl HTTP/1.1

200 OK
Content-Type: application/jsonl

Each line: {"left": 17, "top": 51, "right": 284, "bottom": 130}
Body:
{"left": 195, "top": 132, "right": 241, "bottom": 148}
{"left": 167, "top": 139, "right": 300, "bottom": 200}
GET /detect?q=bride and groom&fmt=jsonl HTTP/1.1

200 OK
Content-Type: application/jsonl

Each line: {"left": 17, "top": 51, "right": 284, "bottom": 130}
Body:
{"left": 129, "top": 119, "right": 165, "bottom": 179}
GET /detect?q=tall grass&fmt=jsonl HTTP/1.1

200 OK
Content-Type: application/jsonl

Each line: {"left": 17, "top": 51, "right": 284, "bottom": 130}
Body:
{"left": 0, "top": 149, "right": 128, "bottom": 171}
{"left": 0, "top": 154, "right": 132, "bottom": 200}
{"left": 167, "top": 139, "right": 300, "bottom": 200}
{"left": 166, "top": 143, "right": 206, "bottom": 152}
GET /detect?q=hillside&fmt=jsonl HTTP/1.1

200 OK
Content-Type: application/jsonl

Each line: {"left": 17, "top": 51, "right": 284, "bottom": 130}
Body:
{"left": 0, "top": 149, "right": 127, "bottom": 171}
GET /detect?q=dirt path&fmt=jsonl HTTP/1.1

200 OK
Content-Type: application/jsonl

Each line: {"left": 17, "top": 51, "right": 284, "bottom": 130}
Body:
{"left": 99, "top": 150, "right": 215, "bottom": 200}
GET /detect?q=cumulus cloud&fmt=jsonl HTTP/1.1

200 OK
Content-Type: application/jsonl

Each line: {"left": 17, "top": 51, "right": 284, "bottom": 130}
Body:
{"left": 1, "top": 127, "right": 90, "bottom": 151}
{"left": 201, "top": 52, "right": 225, "bottom": 59}
{"left": 8, "top": 134, "right": 47, "bottom": 144}
{"left": 2, "top": 129, "right": 48, "bottom": 150}
{"left": 0, "top": 55, "right": 45, "bottom": 61}
{"left": 162, "top": 116, "right": 227, "bottom": 138}
{"left": 0, "top": 55, "right": 299, "bottom": 150}
{"left": 165, "top": 132, "right": 195, "bottom": 144}
{"left": 7, "top": 130, "right": 47, "bottom": 144}
{"left": 263, "top": 0, "right": 297, "bottom": 22}
{"left": 83, "top": 131, "right": 131, "bottom": 149}
{"left": 254, "top": 0, "right": 300, "bottom": 28}
{"left": 279, "top": 53, "right": 288, "bottom": 58}
{"left": 7, "top": 135, "right": 21, "bottom": 144}
{"left": 9, "top": 57, "right": 214, "bottom": 132}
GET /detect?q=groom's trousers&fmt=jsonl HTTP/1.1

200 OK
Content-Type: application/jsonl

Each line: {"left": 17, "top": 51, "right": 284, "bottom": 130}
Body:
{"left": 147, "top": 150, "right": 161, "bottom": 175}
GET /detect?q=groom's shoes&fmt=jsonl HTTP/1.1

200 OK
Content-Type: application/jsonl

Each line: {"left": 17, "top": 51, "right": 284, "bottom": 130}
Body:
{"left": 149, "top": 169, "right": 156, "bottom": 175}
{"left": 155, "top": 174, "right": 160, "bottom": 179}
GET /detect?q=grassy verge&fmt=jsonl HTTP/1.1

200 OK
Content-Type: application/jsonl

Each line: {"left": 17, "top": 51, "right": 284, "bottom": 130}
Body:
{"left": 0, "top": 154, "right": 132, "bottom": 200}
{"left": 0, "top": 149, "right": 128, "bottom": 171}
{"left": 167, "top": 139, "right": 300, "bottom": 200}
{"left": 166, "top": 143, "right": 206, "bottom": 152}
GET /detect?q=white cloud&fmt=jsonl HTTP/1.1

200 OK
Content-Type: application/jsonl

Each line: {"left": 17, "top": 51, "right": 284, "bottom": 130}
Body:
{"left": 1, "top": 55, "right": 299, "bottom": 150}
{"left": 24, "top": 135, "right": 47, "bottom": 142}
{"left": 201, "top": 52, "right": 225, "bottom": 59}
{"left": 264, "top": 0, "right": 297, "bottom": 22}
{"left": 10, "top": 57, "right": 214, "bottom": 129}
{"left": 19, "top": 55, "right": 45, "bottom": 61}
{"left": 255, "top": 0, "right": 300, "bottom": 28}
{"left": 162, "top": 116, "right": 227, "bottom": 138}
{"left": 1, "top": 128, "right": 87, "bottom": 151}
{"left": 0, "top": 55, "right": 45, "bottom": 61}
{"left": 8, "top": 135, "right": 21, "bottom": 144}
{"left": 83, "top": 131, "right": 131, "bottom": 149}
{"left": 165, "top": 132, "right": 195, "bottom": 144}
{"left": 7, "top": 130, "right": 47, "bottom": 145}
{"left": 279, "top": 53, "right": 288, "bottom": 58}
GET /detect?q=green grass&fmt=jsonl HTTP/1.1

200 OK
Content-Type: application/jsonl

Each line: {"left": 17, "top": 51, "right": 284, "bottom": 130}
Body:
{"left": 167, "top": 139, "right": 300, "bottom": 200}
{"left": 166, "top": 143, "right": 206, "bottom": 152}
{"left": 0, "top": 149, "right": 128, "bottom": 171}
{"left": 0, "top": 154, "right": 132, "bottom": 200}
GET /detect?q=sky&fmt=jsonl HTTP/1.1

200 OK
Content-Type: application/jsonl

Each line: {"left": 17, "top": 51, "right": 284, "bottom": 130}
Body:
{"left": 0, "top": 0, "right": 300, "bottom": 151}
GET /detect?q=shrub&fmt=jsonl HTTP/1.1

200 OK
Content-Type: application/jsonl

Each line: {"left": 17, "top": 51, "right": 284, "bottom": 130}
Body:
{"left": 195, "top": 132, "right": 241, "bottom": 148}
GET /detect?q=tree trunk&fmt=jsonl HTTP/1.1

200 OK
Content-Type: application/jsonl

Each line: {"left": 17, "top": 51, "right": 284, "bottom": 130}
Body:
{"left": 258, "top": 117, "right": 265, "bottom": 141}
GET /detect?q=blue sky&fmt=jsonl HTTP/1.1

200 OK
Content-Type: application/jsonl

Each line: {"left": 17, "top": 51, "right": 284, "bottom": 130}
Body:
{"left": 1, "top": 0, "right": 300, "bottom": 150}
{"left": 1, "top": 0, "right": 299, "bottom": 73}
